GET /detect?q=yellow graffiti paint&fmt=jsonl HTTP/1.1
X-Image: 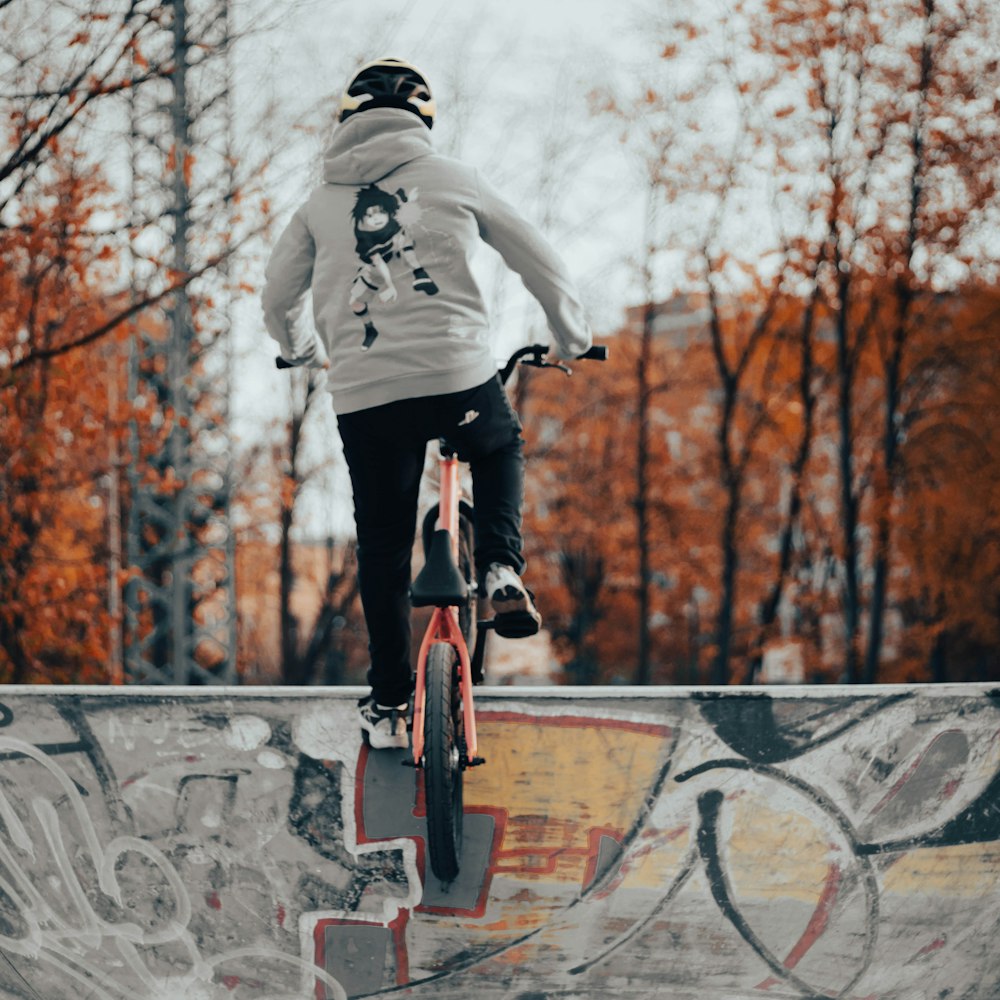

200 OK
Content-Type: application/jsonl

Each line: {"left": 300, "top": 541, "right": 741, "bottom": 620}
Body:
{"left": 883, "top": 843, "right": 1000, "bottom": 896}
{"left": 725, "top": 794, "right": 837, "bottom": 905}
{"left": 465, "top": 714, "right": 670, "bottom": 885}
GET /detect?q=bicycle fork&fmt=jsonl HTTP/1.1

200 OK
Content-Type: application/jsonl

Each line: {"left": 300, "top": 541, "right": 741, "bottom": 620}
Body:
{"left": 411, "top": 608, "right": 481, "bottom": 768}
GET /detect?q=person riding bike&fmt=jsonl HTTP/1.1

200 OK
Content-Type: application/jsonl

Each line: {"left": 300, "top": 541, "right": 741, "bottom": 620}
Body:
{"left": 262, "top": 57, "right": 592, "bottom": 749}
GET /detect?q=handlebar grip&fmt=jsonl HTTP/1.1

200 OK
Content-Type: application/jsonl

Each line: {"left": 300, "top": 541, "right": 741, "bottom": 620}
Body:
{"left": 579, "top": 345, "right": 608, "bottom": 361}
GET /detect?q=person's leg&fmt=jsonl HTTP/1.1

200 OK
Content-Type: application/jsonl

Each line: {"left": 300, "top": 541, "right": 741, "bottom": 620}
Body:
{"left": 436, "top": 376, "right": 525, "bottom": 577}
{"left": 337, "top": 403, "right": 426, "bottom": 708}
{"left": 348, "top": 266, "right": 381, "bottom": 351}
{"left": 469, "top": 423, "right": 525, "bottom": 581}
{"left": 436, "top": 377, "right": 539, "bottom": 637}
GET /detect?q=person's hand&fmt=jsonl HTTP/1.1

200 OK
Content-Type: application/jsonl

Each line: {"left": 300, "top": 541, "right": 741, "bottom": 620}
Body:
{"left": 275, "top": 336, "right": 331, "bottom": 370}
{"left": 309, "top": 337, "right": 332, "bottom": 370}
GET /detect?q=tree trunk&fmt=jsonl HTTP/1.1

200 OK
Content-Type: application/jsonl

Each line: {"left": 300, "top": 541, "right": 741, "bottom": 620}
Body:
{"left": 747, "top": 290, "right": 818, "bottom": 683}
{"left": 633, "top": 302, "right": 654, "bottom": 685}
{"left": 863, "top": 342, "right": 900, "bottom": 684}
{"left": 562, "top": 548, "right": 604, "bottom": 685}
{"left": 280, "top": 403, "right": 305, "bottom": 685}
{"left": 712, "top": 493, "right": 739, "bottom": 685}
{"left": 834, "top": 269, "right": 862, "bottom": 683}
{"left": 930, "top": 629, "right": 948, "bottom": 683}
{"left": 864, "top": 9, "right": 930, "bottom": 683}
{"left": 279, "top": 498, "right": 300, "bottom": 684}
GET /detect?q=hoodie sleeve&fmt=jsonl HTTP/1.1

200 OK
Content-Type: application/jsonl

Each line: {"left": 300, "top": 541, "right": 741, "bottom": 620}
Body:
{"left": 474, "top": 171, "right": 592, "bottom": 359}
{"left": 261, "top": 207, "right": 328, "bottom": 367}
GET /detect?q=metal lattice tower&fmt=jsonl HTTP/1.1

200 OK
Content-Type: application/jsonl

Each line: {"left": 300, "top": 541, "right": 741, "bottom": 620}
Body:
{"left": 124, "top": 0, "right": 236, "bottom": 684}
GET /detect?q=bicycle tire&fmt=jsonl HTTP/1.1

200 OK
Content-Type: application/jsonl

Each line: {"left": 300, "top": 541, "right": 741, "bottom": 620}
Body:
{"left": 424, "top": 640, "right": 463, "bottom": 882}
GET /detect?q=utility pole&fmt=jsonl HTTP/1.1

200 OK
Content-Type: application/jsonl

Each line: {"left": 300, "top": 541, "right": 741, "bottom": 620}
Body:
{"left": 124, "top": 0, "right": 236, "bottom": 685}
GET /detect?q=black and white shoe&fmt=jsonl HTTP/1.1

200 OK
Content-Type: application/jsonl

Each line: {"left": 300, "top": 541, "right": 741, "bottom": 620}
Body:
{"left": 358, "top": 696, "right": 409, "bottom": 750}
{"left": 485, "top": 563, "right": 541, "bottom": 638}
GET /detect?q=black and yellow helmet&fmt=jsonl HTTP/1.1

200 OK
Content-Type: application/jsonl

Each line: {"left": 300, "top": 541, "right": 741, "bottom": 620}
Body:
{"left": 338, "top": 58, "right": 436, "bottom": 129}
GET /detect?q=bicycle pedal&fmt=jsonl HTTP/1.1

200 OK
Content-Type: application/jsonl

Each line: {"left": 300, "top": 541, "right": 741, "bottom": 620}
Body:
{"left": 401, "top": 757, "right": 419, "bottom": 768}
{"left": 467, "top": 756, "right": 487, "bottom": 768}
{"left": 491, "top": 611, "right": 541, "bottom": 639}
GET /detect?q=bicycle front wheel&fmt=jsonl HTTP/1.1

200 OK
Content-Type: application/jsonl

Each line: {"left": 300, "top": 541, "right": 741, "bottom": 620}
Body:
{"left": 424, "top": 640, "right": 463, "bottom": 883}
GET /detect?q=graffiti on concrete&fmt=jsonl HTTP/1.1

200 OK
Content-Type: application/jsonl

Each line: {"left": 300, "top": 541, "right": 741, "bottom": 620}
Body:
{"left": 0, "top": 686, "right": 996, "bottom": 1000}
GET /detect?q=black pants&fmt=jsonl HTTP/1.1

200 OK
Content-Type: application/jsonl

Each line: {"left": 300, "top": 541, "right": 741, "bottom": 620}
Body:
{"left": 337, "top": 376, "right": 525, "bottom": 706}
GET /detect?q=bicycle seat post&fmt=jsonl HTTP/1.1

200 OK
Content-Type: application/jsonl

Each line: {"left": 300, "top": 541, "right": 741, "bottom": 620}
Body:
{"left": 436, "top": 438, "right": 461, "bottom": 561}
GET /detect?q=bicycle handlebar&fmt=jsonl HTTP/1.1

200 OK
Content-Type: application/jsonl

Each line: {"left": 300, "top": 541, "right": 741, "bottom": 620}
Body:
{"left": 498, "top": 343, "right": 608, "bottom": 385}
{"left": 275, "top": 343, "right": 609, "bottom": 380}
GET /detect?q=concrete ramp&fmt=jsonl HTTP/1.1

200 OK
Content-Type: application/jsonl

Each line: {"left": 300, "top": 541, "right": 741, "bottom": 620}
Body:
{"left": 0, "top": 684, "right": 997, "bottom": 999}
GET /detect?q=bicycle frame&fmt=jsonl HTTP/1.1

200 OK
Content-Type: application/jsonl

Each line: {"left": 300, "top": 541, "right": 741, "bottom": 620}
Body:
{"left": 410, "top": 451, "right": 479, "bottom": 767}
{"left": 407, "top": 344, "right": 608, "bottom": 771}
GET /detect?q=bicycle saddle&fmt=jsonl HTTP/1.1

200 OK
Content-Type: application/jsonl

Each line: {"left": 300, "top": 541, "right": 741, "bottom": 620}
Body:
{"left": 411, "top": 529, "right": 469, "bottom": 607}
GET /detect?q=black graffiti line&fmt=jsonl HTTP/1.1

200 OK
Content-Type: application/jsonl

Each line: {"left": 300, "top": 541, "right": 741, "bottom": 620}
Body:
{"left": 698, "top": 790, "right": 832, "bottom": 1000}
{"left": 0, "top": 704, "right": 111, "bottom": 803}
{"left": 774, "top": 692, "right": 916, "bottom": 752}
{"left": 567, "top": 843, "right": 699, "bottom": 976}
{"left": 676, "top": 759, "right": 880, "bottom": 999}
{"left": 578, "top": 719, "right": 680, "bottom": 899}
{"left": 0, "top": 742, "right": 92, "bottom": 798}
{"left": 56, "top": 702, "right": 134, "bottom": 831}
{"left": 571, "top": 754, "right": 882, "bottom": 986}
{"left": 694, "top": 691, "right": 915, "bottom": 763}
{"left": 0, "top": 951, "right": 48, "bottom": 1000}
{"left": 0, "top": 741, "right": 91, "bottom": 762}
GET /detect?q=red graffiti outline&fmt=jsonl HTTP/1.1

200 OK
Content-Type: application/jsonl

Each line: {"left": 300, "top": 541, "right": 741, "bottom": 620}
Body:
{"left": 312, "top": 907, "right": 410, "bottom": 1000}
{"left": 319, "top": 711, "right": 672, "bottom": 994}
{"left": 756, "top": 860, "right": 843, "bottom": 992}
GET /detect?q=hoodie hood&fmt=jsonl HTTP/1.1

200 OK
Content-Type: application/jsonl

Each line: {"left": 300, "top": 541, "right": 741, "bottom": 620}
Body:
{"left": 323, "top": 107, "right": 433, "bottom": 186}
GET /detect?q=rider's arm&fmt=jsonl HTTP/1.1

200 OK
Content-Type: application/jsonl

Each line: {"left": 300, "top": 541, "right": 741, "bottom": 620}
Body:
{"left": 262, "top": 207, "right": 330, "bottom": 368}
{"left": 473, "top": 172, "right": 593, "bottom": 359}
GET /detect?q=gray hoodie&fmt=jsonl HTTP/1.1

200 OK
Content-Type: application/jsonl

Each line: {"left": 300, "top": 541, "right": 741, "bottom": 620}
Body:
{"left": 262, "top": 108, "right": 592, "bottom": 413}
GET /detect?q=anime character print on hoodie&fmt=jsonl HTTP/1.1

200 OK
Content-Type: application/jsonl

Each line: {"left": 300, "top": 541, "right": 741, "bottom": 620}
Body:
{"left": 262, "top": 104, "right": 591, "bottom": 722}
{"left": 350, "top": 183, "right": 439, "bottom": 351}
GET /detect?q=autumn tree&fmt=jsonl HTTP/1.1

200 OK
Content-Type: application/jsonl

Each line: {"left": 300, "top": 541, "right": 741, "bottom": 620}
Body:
{"left": 890, "top": 289, "right": 1000, "bottom": 679}
{"left": 589, "top": 9, "right": 814, "bottom": 684}
{"left": 520, "top": 348, "right": 657, "bottom": 685}
{"left": 1, "top": 1, "right": 282, "bottom": 683}
{"left": 0, "top": 1, "right": 250, "bottom": 368}
{"left": 588, "top": 48, "right": 700, "bottom": 685}
{"left": 744, "top": 0, "right": 1000, "bottom": 680}
{"left": 275, "top": 372, "right": 360, "bottom": 686}
{"left": 566, "top": 0, "right": 1000, "bottom": 686}
{"left": 0, "top": 147, "right": 123, "bottom": 682}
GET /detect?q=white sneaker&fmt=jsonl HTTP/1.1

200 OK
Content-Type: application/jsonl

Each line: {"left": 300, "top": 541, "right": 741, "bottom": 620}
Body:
{"left": 358, "top": 696, "right": 409, "bottom": 750}
{"left": 484, "top": 563, "right": 541, "bottom": 638}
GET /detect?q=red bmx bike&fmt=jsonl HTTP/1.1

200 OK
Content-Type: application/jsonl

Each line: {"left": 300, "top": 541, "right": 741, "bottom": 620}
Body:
{"left": 407, "top": 343, "right": 606, "bottom": 881}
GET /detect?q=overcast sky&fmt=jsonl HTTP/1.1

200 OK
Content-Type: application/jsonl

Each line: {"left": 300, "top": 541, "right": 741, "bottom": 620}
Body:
{"left": 237, "top": 0, "right": 659, "bottom": 328}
